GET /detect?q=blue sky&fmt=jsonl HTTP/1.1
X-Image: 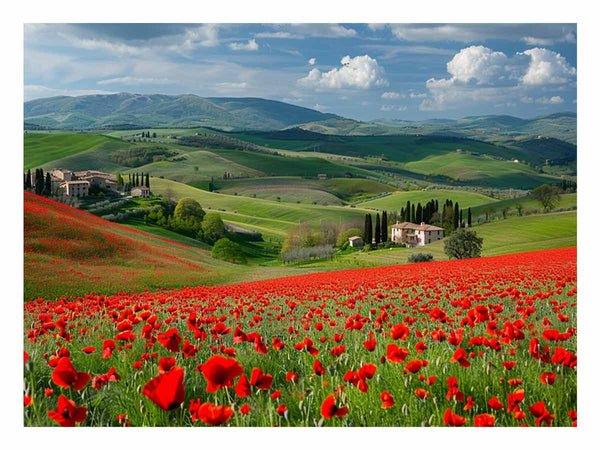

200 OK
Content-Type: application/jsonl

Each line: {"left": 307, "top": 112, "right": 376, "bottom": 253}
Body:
{"left": 24, "top": 23, "right": 577, "bottom": 121}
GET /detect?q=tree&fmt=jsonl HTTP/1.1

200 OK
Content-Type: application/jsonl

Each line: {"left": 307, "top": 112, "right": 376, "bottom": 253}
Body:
{"left": 416, "top": 203, "right": 423, "bottom": 224}
{"left": 25, "top": 169, "right": 32, "bottom": 189}
{"left": 531, "top": 184, "right": 561, "bottom": 211}
{"left": 444, "top": 229, "right": 484, "bottom": 259}
{"left": 364, "top": 214, "right": 372, "bottom": 245}
{"left": 374, "top": 214, "right": 381, "bottom": 244}
{"left": 44, "top": 172, "right": 52, "bottom": 196}
{"left": 212, "top": 238, "right": 246, "bottom": 264}
{"left": 381, "top": 211, "right": 388, "bottom": 242}
{"left": 411, "top": 204, "right": 416, "bottom": 223}
{"left": 515, "top": 203, "right": 524, "bottom": 216}
{"left": 174, "top": 197, "right": 206, "bottom": 223}
{"left": 467, "top": 208, "right": 472, "bottom": 227}
{"left": 201, "top": 212, "right": 225, "bottom": 244}
{"left": 145, "top": 173, "right": 150, "bottom": 189}
{"left": 116, "top": 173, "right": 124, "bottom": 190}
{"left": 35, "top": 169, "right": 44, "bottom": 195}
{"left": 453, "top": 202, "right": 459, "bottom": 230}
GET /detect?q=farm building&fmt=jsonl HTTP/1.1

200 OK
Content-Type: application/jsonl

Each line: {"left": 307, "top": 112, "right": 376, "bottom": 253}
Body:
{"left": 391, "top": 222, "right": 444, "bottom": 248}
{"left": 318, "top": 174, "right": 328, "bottom": 180}
{"left": 61, "top": 180, "right": 90, "bottom": 197}
{"left": 131, "top": 186, "right": 150, "bottom": 198}
{"left": 348, "top": 236, "right": 364, "bottom": 248}
{"left": 73, "top": 170, "right": 118, "bottom": 191}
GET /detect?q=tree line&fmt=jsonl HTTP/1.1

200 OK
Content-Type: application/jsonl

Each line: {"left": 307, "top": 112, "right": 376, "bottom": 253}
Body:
{"left": 24, "top": 168, "right": 51, "bottom": 196}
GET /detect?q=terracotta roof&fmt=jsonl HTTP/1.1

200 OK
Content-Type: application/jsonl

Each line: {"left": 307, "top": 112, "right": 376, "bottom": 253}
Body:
{"left": 348, "top": 236, "right": 363, "bottom": 241}
{"left": 415, "top": 224, "right": 444, "bottom": 231}
{"left": 391, "top": 221, "right": 443, "bottom": 231}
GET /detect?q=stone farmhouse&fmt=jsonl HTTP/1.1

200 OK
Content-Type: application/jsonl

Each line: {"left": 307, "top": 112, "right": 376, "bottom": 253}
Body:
{"left": 131, "top": 186, "right": 150, "bottom": 198}
{"left": 348, "top": 236, "right": 364, "bottom": 248}
{"left": 49, "top": 168, "right": 118, "bottom": 197}
{"left": 390, "top": 221, "right": 444, "bottom": 248}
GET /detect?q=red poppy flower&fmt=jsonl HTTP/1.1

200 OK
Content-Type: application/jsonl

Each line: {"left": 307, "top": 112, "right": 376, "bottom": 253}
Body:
{"left": 182, "top": 340, "right": 198, "bottom": 358}
{"left": 488, "top": 396, "right": 504, "bottom": 410}
{"left": 201, "top": 355, "right": 244, "bottom": 393}
{"left": 190, "top": 399, "right": 234, "bottom": 425}
{"left": 474, "top": 414, "right": 495, "bottom": 427}
{"left": 541, "top": 372, "right": 556, "bottom": 385}
{"left": 235, "top": 374, "right": 251, "bottom": 398}
{"left": 286, "top": 372, "right": 298, "bottom": 383}
{"left": 358, "top": 363, "right": 377, "bottom": 380}
{"left": 450, "top": 348, "right": 470, "bottom": 367}
{"left": 507, "top": 388, "right": 525, "bottom": 414}
{"left": 390, "top": 323, "right": 410, "bottom": 340}
{"left": 381, "top": 391, "right": 395, "bottom": 408}
{"left": 415, "top": 341, "right": 428, "bottom": 354}
{"left": 444, "top": 408, "right": 467, "bottom": 426}
{"left": 250, "top": 367, "right": 273, "bottom": 390}
{"left": 313, "top": 359, "right": 325, "bottom": 376}
{"left": 159, "top": 357, "right": 177, "bottom": 373}
{"left": 142, "top": 367, "right": 185, "bottom": 411}
{"left": 414, "top": 388, "right": 429, "bottom": 399}
{"left": 47, "top": 395, "right": 87, "bottom": 427}
{"left": 404, "top": 359, "right": 423, "bottom": 374}
{"left": 157, "top": 328, "right": 182, "bottom": 353}
{"left": 92, "top": 367, "right": 121, "bottom": 390}
{"left": 45, "top": 388, "right": 54, "bottom": 397}
{"left": 82, "top": 346, "right": 96, "bottom": 354}
{"left": 426, "top": 376, "right": 436, "bottom": 386}
{"left": 529, "top": 401, "right": 555, "bottom": 426}
{"left": 386, "top": 344, "right": 409, "bottom": 363}
{"left": 362, "top": 338, "right": 376, "bottom": 352}
{"left": 276, "top": 404, "right": 287, "bottom": 415}
{"left": 239, "top": 404, "right": 250, "bottom": 415}
{"left": 102, "top": 340, "right": 115, "bottom": 359}
{"left": 51, "top": 357, "right": 91, "bottom": 391}
{"left": 321, "top": 394, "right": 349, "bottom": 419}
{"left": 24, "top": 395, "right": 32, "bottom": 406}
{"left": 271, "top": 390, "right": 281, "bottom": 400}
{"left": 24, "top": 351, "right": 29, "bottom": 364}
{"left": 116, "top": 414, "right": 130, "bottom": 427}
{"left": 502, "top": 361, "right": 517, "bottom": 370}
{"left": 464, "top": 396, "right": 476, "bottom": 410}
{"left": 330, "top": 345, "right": 346, "bottom": 357}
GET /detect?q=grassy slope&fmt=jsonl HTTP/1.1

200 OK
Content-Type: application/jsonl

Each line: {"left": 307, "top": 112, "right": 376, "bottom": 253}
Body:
{"left": 403, "top": 153, "right": 559, "bottom": 189}
{"left": 24, "top": 134, "right": 119, "bottom": 169}
{"left": 150, "top": 178, "right": 370, "bottom": 239}
{"left": 471, "top": 193, "right": 577, "bottom": 217}
{"left": 301, "top": 211, "right": 576, "bottom": 269}
{"left": 359, "top": 189, "right": 496, "bottom": 211}
{"left": 38, "top": 138, "right": 132, "bottom": 172}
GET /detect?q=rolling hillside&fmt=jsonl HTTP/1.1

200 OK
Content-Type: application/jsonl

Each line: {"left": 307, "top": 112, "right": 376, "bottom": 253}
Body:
{"left": 359, "top": 189, "right": 496, "bottom": 211}
{"left": 24, "top": 93, "right": 338, "bottom": 130}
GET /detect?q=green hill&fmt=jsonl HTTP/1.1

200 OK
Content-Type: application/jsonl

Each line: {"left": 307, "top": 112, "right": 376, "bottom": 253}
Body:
{"left": 24, "top": 93, "right": 338, "bottom": 131}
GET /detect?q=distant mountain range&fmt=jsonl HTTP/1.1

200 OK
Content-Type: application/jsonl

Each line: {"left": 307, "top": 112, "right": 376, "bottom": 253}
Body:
{"left": 24, "top": 93, "right": 338, "bottom": 131}
{"left": 24, "top": 93, "right": 576, "bottom": 144}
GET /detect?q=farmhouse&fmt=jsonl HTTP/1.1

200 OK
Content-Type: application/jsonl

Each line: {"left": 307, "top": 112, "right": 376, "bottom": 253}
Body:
{"left": 73, "top": 170, "right": 118, "bottom": 191}
{"left": 318, "top": 173, "right": 327, "bottom": 180}
{"left": 391, "top": 221, "right": 444, "bottom": 248}
{"left": 131, "top": 186, "right": 150, "bottom": 198}
{"left": 348, "top": 236, "right": 364, "bottom": 248}
{"left": 61, "top": 180, "right": 90, "bottom": 197}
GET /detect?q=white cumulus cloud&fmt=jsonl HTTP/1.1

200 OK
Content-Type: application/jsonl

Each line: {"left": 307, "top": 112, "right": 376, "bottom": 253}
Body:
{"left": 308, "top": 58, "right": 316, "bottom": 65}
{"left": 229, "top": 39, "right": 259, "bottom": 51}
{"left": 298, "top": 55, "right": 388, "bottom": 90}
{"left": 381, "top": 91, "right": 403, "bottom": 99}
{"left": 519, "top": 48, "right": 576, "bottom": 85}
{"left": 446, "top": 46, "right": 508, "bottom": 85}
{"left": 536, "top": 96, "right": 565, "bottom": 104}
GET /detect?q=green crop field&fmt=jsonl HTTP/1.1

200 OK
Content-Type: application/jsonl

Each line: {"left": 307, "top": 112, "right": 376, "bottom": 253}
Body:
{"left": 403, "top": 153, "right": 560, "bottom": 189}
{"left": 24, "top": 133, "right": 119, "bottom": 169}
{"left": 359, "top": 189, "right": 497, "bottom": 211}
{"left": 150, "top": 178, "right": 370, "bottom": 239}
{"left": 471, "top": 193, "right": 577, "bottom": 217}
{"left": 132, "top": 150, "right": 263, "bottom": 183}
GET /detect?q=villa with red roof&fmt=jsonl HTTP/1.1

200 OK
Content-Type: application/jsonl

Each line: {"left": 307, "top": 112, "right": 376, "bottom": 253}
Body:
{"left": 390, "top": 221, "right": 444, "bottom": 248}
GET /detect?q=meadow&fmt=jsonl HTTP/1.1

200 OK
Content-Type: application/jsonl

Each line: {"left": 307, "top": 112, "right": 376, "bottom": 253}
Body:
{"left": 359, "top": 189, "right": 496, "bottom": 211}
{"left": 24, "top": 134, "right": 119, "bottom": 169}
{"left": 23, "top": 247, "right": 577, "bottom": 427}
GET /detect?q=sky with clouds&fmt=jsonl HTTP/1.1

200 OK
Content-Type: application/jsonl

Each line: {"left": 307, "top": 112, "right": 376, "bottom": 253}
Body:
{"left": 24, "top": 23, "right": 577, "bottom": 121}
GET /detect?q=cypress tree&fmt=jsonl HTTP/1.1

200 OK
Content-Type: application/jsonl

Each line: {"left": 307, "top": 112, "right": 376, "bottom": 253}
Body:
{"left": 453, "top": 202, "right": 460, "bottom": 230}
{"left": 128, "top": 173, "right": 132, "bottom": 185}
{"left": 468, "top": 208, "right": 472, "bottom": 228}
{"left": 405, "top": 201, "right": 411, "bottom": 222}
{"left": 435, "top": 199, "right": 439, "bottom": 213}
{"left": 26, "top": 169, "right": 32, "bottom": 189}
{"left": 382, "top": 211, "right": 388, "bottom": 242}
{"left": 145, "top": 173, "right": 150, "bottom": 188}
{"left": 411, "top": 204, "right": 416, "bottom": 223}
{"left": 416, "top": 203, "right": 423, "bottom": 224}
{"left": 460, "top": 209, "right": 464, "bottom": 227}
{"left": 44, "top": 173, "right": 52, "bottom": 196}
{"left": 35, "top": 169, "right": 44, "bottom": 195}
{"left": 374, "top": 214, "right": 381, "bottom": 244}
{"left": 364, "top": 214, "right": 370, "bottom": 244}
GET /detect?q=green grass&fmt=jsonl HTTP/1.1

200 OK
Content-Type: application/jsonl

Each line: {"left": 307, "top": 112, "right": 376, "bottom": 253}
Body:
{"left": 403, "top": 153, "right": 560, "bottom": 189}
{"left": 150, "top": 178, "right": 370, "bottom": 239}
{"left": 133, "top": 150, "right": 263, "bottom": 183}
{"left": 471, "top": 193, "right": 577, "bottom": 217}
{"left": 359, "top": 189, "right": 496, "bottom": 211}
{"left": 299, "top": 211, "right": 576, "bottom": 269}
{"left": 24, "top": 133, "right": 120, "bottom": 169}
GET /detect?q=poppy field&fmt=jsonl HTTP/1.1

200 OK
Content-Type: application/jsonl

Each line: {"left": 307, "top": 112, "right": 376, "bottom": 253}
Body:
{"left": 23, "top": 247, "right": 577, "bottom": 427}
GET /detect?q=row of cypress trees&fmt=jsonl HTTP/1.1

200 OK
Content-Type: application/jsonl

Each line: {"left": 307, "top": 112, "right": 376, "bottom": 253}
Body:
{"left": 24, "top": 168, "right": 51, "bottom": 196}
{"left": 128, "top": 173, "right": 150, "bottom": 189}
{"left": 364, "top": 211, "right": 388, "bottom": 245}
{"left": 400, "top": 198, "right": 472, "bottom": 229}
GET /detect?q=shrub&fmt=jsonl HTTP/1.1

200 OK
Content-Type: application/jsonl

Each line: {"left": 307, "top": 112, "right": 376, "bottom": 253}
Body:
{"left": 408, "top": 253, "right": 434, "bottom": 263}
{"left": 211, "top": 238, "right": 247, "bottom": 264}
